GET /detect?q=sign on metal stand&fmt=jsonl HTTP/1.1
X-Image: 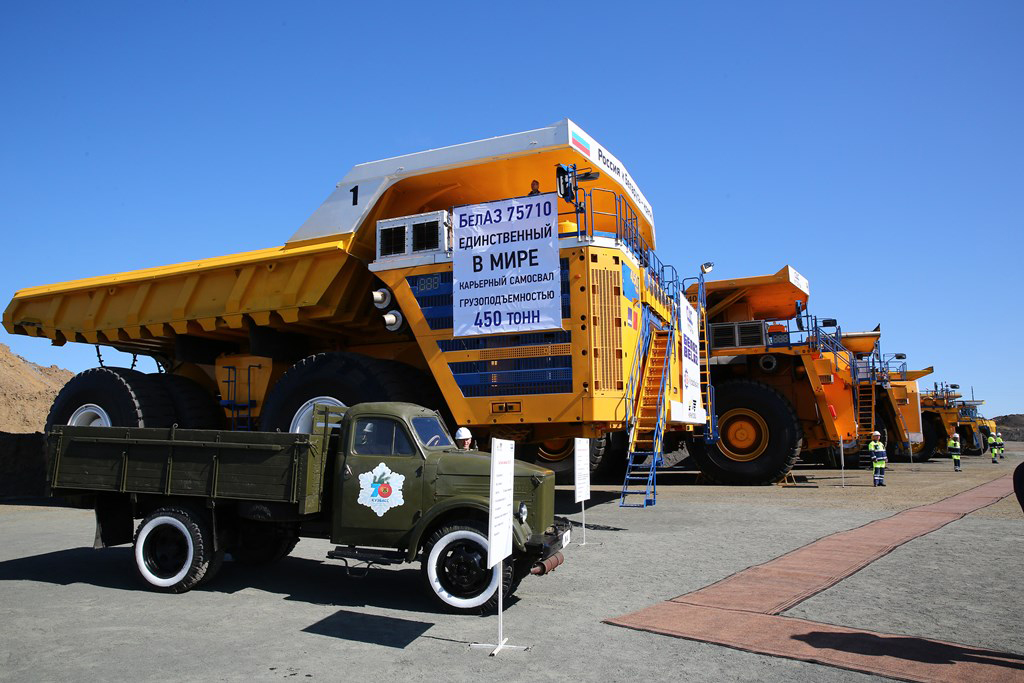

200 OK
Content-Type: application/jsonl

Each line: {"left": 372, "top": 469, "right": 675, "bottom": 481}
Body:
{"left": 574, "top": 438, "right": 590, "bottom": 545}
{"left": 471, "top": 438, "right": 527, "bottom": 656}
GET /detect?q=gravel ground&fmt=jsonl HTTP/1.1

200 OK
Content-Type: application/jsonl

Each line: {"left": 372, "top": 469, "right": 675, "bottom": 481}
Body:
{"left": 0, "top": 447, "right": 1019, "bottom": 682}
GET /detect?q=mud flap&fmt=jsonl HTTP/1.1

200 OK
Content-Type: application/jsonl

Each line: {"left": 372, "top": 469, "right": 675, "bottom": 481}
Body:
{"left": 93, "top": 495, "right": 134, "bottom": 548}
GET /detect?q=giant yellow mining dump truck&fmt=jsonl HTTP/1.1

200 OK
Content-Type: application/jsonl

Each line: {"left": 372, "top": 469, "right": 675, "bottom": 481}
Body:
{"left": 842, "top": 334, "right": 933, "bottom": 462}
{"left": 917, "top": 383, "right": 993, "bottom": 457}
{"left": 684, "top": 267, "right": 934, "bottom": 480}
{"left": 4, "top": 120, "right": 712, "bottom": 497}
{"left": 683, "top": 266, "right": 863, "bottom": 482}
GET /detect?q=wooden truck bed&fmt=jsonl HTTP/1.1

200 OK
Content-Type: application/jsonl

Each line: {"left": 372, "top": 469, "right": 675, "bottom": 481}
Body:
{"left": 47, "top": 425, "right": 331, "bottom": 515}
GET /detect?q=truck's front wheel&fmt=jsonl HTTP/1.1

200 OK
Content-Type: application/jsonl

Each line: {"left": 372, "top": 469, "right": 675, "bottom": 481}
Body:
{"left": 421, "top": 521, "right": 513, "bottom": 614}
{"left": 690, "top": 380, "right": 802, "bottom": 484}
{"left": 134, "top": 507, "right": 218, "bottom": 593}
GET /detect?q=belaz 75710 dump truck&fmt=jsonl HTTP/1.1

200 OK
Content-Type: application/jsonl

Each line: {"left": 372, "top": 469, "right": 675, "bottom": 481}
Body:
{"left": 4, "top": 120, "right": 712, "bottom": 501}
{"left": 46, "top": 401, "right": 569, "bottom": 612}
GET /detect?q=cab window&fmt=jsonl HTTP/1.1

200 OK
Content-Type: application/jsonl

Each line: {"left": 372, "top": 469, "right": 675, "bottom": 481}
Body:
{"left": 412, "top": 416, "right": 454, "bottom": 448}
{"left": 352, "top": 418, "right": 416, "bottom": 456}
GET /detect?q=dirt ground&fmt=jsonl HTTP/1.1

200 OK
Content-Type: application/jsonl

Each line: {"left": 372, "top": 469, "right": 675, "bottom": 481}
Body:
{"left": 0, "top": 444, "right": 1019, "bottom": 682}
{"left": 0, "top": 343, "right": 71, "bottom": 433}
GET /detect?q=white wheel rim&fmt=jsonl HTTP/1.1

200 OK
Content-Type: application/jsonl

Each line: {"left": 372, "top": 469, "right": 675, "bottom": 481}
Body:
{"left": 67, "top": 404, "right": 112, "bottom": 427}
{"left": 135, "top": 515, "right": 194, "bottom": 588}
{"left": 426, "top": 529, "right": 500, "bottom": 609}
{"left": 289, "top": 396, "right": 346, "bottom": 433}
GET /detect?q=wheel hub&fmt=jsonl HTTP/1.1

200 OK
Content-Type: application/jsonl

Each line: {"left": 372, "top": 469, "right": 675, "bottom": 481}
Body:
{"left": 536, "top": 438, "right": 573, "bottom": 462}
{"left": 718, "top": 408, "right": 770, "bottom": 462}
{"left": 144, "top": 526, "right": 189, "bottom": 579}
{"left": 443, "top": 544, "right": 486, "bottom": 591}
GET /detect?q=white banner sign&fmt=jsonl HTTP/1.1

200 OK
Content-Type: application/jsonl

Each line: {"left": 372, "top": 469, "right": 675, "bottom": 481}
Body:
{"left": 678, "top": 302, "right": 707, "bottom": 424}
{"left": 574, "top": 438, "right": 591, "bottom": 503}
{"left": 453, "top": 193, "right": 563, "bottom": 337}
{"left": 487, "top": 438, "right": 516, "bottom": 569}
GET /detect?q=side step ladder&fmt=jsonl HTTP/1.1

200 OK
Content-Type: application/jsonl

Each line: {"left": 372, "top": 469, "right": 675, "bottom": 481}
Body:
{"left": 620, "top": 328, "right": 672, "bottom": 508}
{"left": 855, "top": 381, "right": 876, "bottom": 467}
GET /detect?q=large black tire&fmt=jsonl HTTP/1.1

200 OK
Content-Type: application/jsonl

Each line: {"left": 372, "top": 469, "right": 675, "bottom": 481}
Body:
{"left": 153, "top": 373, "right": 225, "bottom": 429}
{"left": 915, "top": 417, "right": 940, "bottom": 462}
{"left": 959, "top": 427, "right": 982, "bottom": 456}
{"left": 46, "top": 367, "right": 176, "bottom": 431}
{"left": 133, "top": 506, "right": 216, "bottom": 593}
{"left": 421, "top": 520, "right": 513, "bottom": 614}
{"left": 691, "top": 380, "right": 802, "bottom": 485}
{"left": 228, "top": 521, "right": 299, "bottom": 566}
{"left": 260, "top": 352, "right": 423, "bottom": 433}
{"left": 592, "top": 431, "right": 628, "bottom": 480}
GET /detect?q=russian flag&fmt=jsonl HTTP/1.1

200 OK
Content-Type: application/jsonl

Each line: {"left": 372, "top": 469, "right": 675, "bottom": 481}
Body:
{"left": 571, "top": 131, "right": 591, "bottom": 157}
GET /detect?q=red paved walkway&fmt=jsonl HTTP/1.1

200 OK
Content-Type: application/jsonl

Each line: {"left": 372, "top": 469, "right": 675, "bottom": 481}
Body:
{"left": 606, "top": 475, "right": 1021, "bottom": 683}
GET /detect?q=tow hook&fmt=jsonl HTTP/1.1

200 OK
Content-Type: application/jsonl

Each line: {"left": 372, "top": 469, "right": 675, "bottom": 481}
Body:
{"left": 531, "top": 551, "right": 564, "bottom": 576}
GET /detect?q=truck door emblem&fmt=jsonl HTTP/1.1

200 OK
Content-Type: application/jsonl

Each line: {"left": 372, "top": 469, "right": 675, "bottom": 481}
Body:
{"left": 357, "top": 463, "right": 406, "bottom": 517}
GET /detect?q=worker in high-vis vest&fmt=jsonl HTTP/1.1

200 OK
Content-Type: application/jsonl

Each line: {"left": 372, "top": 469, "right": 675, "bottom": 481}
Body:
{"left": 869, "top": 431, "right": 887, "bottom": 486}
{"left": 996, "top": 432, "right": 1005, "bottom": 459}
{"left": 989, "top": 433, "right": 999, "bottom": 463}
{"left": 949, "top": 433, "right": 962, "bottom": 472}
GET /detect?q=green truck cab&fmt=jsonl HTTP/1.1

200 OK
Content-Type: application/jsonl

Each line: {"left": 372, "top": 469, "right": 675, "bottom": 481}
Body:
{"left": 46, "top": 402, "right": 568, "bottom": 613}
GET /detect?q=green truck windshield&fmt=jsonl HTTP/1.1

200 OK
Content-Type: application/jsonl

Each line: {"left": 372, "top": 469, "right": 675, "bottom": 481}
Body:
{"left": 412, "top": 417, "right": 453, "bottom": 448}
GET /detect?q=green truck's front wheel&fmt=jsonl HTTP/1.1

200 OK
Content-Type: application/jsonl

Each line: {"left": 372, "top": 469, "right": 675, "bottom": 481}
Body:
{"left": 421, "top": 521, "right": 513, "bottom": 613}
{"left": 133, "top": 506, "right": 220, "bottom": 593}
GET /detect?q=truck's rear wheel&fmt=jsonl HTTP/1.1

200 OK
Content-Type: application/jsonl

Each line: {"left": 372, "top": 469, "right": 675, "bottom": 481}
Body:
{"left": 260, "top": 353, "right": 420, "bottom": 433}
{"left": 690, "top": 380, "right": 801, "bottom": 485}
{"left": 228, "top": 522, "right": 299, "bottom": 565}
{"left": 421, "top": 520, "right": 513, "bottom": 614}
{"left": 134, "top": 506, "right": 216, "bottom": 593}
{"left": 46, "top": 367, "right": 176, "bottom": 431}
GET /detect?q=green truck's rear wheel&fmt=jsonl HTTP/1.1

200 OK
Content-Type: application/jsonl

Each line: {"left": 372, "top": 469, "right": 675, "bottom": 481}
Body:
{"left": 134, "top": 506, "right": 219, "bottom": 593}
{"left": 421, "top": 520, "right": 513, "bottom": 614}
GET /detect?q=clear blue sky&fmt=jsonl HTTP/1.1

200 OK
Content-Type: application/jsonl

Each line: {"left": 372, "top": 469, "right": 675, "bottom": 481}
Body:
{"left": 2, "top": 2, "right": 1021, "bottom": 416}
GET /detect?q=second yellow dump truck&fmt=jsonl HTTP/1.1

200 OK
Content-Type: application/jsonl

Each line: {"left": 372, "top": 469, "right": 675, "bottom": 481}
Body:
{"left": 5, "top": 120, "right": 715, "bottom": 500}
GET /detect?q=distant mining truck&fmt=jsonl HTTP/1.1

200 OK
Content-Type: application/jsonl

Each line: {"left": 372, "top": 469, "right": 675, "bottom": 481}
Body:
{"left": 4, "top": 120, "right": 711, "bottom": 486}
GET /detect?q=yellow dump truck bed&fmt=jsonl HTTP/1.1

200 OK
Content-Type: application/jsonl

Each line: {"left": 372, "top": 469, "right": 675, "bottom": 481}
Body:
{"left": 3, "top": 237, "right": 379, "bottom": 355}
{"left": 685, "top": 265, "right": 810, "bottom": 322}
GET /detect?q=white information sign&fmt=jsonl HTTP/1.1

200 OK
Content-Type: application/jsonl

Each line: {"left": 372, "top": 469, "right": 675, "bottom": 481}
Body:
{"left": 453, "top": 193, "right": 563, "bottom": 337}
{"left": 678, "top": 302, "right": 707, "bottom": 425}
{"left": 486, "top": 438, "right": 516, "bottom": 569}
{"left": 574, "top": 438, "right": 591, "bottom": 504}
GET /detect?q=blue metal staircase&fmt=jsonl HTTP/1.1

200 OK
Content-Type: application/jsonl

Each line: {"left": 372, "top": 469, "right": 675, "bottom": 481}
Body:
{"left": 620, "top": 320, "right": 674, "bottom": 508}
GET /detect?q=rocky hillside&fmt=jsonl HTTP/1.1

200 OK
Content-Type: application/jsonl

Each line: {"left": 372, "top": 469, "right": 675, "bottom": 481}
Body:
{"left": 993, "top": 414, "right": 1024, "bottom": 442}
{"left": 0, "top": 343, "right": 73, "bottom": 433}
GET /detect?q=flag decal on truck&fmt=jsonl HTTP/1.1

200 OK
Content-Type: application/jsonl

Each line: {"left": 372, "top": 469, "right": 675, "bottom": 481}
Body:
{"left": 571, "top": 131, "right": 591, "bottom": 157}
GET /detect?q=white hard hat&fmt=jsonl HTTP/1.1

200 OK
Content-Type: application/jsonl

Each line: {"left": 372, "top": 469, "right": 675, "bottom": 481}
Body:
{"left": 361, "top": 422, "right": 374, "bottom": 433}
{"left": 952, "top": 433, "right": 960, "bottom": 439}
{"left": 455, "top": 427, "right": 472, "bottom": 440}
{"left": 997, "top": 432, "right": 1002, "bottom": 437}
{"left": 871, "top": 431, "right": 881, "bottom": 437}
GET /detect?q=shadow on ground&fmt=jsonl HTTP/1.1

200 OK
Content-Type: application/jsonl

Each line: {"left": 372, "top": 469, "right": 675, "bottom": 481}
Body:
{"left": 0, "top": 546, "right": 520, "bottom": 616}
{"left": 793, "top": 630, "right": 1024, "bottom": 672}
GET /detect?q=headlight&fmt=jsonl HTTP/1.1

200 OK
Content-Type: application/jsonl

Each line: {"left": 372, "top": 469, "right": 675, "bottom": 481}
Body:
{"left": 517, "top": 502, "right": 528, "bottom": 524}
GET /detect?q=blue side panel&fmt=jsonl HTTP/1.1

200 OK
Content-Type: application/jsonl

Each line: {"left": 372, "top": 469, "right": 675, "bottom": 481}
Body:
{"left": 406, "top": 272, "right": 453, "bottom": 330}
{"left": 448, "top": 355, "right": 574, "bottom": 397}
{"left": 437, "top": 329, "right": 571, "bottom": 352}
{"left": 406, "top": 259, "right": 570, "bottom": 331}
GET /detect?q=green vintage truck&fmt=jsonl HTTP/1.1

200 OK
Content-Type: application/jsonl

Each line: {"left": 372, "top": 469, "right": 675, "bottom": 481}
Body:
{"left": 46, "top": 401, "right": 569, "bottom": 613}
